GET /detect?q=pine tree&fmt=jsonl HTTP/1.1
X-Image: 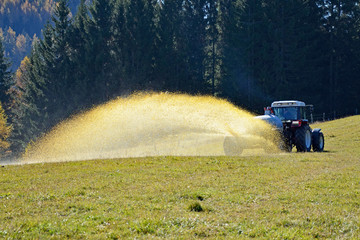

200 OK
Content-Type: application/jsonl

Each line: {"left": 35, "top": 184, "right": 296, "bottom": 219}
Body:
{"left": 50, "top": 0, "right": 73, "bottom": 119}
{"left": 218, "top": 0, "right": 245, "bottom": 104}
{"left": 9, "top": 1, "right": 73, "bottom": 153}
{"left": 315, "top": 0, "right": 360, "bottom": 115}
{"left": 178, "top": 0, "right": 208, "bottom": 93}
{"left": 205, "top": 0, "right": 220, "bottom": 95}
{"left": 69, "top": 0, "right": 91, "bottom": 109}
{"left": 86, "top": 0, "right": 116, "bottom": 102}
{"left": 219, "top": 0, "right": 326, "bottom": 110}
{"left": 31, "top": 2, "right": 72, "bottom": 131}
{"left": 9, "top": 44, "right": 47, "bottom": 152}
{"left": 122, "top": 0, "right": 157, "bottom": 91}
{"left": 156, "top": 0, "right": 183, "bottom": 91}
{"left": 0, "top": 38, "right": 13, "bottom": 109}
{"left": 112, "top": 0, "right": 126, "bottom": 91}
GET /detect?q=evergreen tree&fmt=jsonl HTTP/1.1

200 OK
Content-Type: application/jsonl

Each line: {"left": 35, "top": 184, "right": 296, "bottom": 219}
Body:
{"left": 155, "top": 0, "right": 183, "bottom": 91}
{"left": 69, "top": 0, "right": 91, "bottom": 109}
{"left": 29, "top": 1, "right": 73, "bottom": 131}
{"left": 10, "top": 44, "right": 48, "bottom": 152}
{"left": 218, "top": 0, "right": 245, "bottom": 104}
{"left": 49, "top": 0, "right": 73, "bottom": 119}
{"left": 86, "top": 0, "right": 116, "bottom": 102}
{"left": 178, "top": 0, "right": 208, "bottom": 93}
{"left": 0, "top": 38, "right": 13, "bottom": 108}
{"left": 220, "top": 0, "right": 326, "bottom": 111}
{"left": 205, "top": 0, "right": 220, "bottom": 95}
{"left": 9, "top": 1, "right": 73, "bottom": 153}
{"left": 112, "top": 0, "right": 127, "bottom": 91}
{"left": 315, "top": 0, "right": 360, "bottom": 115}
{"left": 122, "top": 0, "right": 157, "bottom": 91}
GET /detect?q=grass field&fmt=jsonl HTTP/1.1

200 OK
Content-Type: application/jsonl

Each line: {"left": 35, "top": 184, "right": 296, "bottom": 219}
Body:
{"left": 1, "top": 116, "right": 360, "bottom": 239}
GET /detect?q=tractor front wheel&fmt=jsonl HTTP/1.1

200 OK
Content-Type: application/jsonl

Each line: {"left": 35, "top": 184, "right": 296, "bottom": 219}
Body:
{"left": 312, "top": 131, "right": 325, "bottom": 152}
{"left": 295, "top": 125, "right": 312, "bottom": 152}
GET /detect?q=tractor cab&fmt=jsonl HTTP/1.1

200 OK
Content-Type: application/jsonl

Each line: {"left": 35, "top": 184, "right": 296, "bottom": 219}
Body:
{"left": 270, "top": 101, "right": 312, "bottom": 125}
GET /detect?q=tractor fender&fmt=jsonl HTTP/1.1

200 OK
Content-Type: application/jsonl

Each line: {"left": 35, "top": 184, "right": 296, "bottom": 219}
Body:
{"left": 312, "top": 128, "right": 322, "bottom": 134}
{"left": 312, "top": 128, "right": 322, "bottom": 141}
{"left": 312, "top": 128, "right": 325, "bottom": 152}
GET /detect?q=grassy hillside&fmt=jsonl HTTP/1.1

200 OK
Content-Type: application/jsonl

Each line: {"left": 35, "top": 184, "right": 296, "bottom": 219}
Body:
{"left": 312, "top": 115, "right": 360, "bottom": 155}
{"left": 1, "top": 116, "right": 360, "bottom": 239}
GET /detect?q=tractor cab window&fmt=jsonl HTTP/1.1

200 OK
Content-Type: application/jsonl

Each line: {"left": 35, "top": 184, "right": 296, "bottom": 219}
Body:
{"left": 300, "top": 107, "right": 307, "bottom": 120}
{"left": 273, "top": 107, "right": 300, "bottom": 120}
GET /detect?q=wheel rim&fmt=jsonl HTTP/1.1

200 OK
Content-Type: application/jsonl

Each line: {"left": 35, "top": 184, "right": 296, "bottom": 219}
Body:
{"left": 305, "top": 130, "right": 311, "bottom": 149}
{"left": 319, "top": 135, "right": 324, "bottom": 149}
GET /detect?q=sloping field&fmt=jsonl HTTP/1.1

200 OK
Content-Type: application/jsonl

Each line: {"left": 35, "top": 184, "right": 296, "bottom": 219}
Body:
{"left": 1, "top": 116, "right": 360, "bottom": 239}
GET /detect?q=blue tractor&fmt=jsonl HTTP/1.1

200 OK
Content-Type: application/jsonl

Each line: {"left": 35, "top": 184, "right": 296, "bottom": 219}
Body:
{"left": 257, "top": 100, "right": 325, "bottom": 152}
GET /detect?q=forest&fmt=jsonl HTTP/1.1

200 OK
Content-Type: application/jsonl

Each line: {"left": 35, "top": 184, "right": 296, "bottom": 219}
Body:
{"left": 0, "top": 0, "right": 83, "bottom": 70}
{"left": 0, "top": 0, "right": 360, "bottom": 156}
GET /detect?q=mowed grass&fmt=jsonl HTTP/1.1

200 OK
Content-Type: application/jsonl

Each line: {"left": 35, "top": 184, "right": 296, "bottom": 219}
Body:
{"left": 1, "top": 116, "right": 360, "bottom": 239}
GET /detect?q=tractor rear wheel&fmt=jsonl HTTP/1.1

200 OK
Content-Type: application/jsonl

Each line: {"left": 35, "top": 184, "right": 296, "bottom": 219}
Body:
{"left": 279, "top": 138, "right": 292, "bottom": 152}
{"left": 295, "top": 125, "right": 312, "bottom": 152}
{"left": 312, "top": 131, "right": 324, "bottom": 152}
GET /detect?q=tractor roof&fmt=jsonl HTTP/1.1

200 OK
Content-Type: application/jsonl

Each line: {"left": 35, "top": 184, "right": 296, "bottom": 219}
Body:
{"left": 271, "top": 100, "right": 305, "bottom": 107}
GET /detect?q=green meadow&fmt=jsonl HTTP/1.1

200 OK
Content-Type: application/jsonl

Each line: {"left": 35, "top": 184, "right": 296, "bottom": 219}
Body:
{"left": 1, "top": 116, "right": 359, "bottom": 239}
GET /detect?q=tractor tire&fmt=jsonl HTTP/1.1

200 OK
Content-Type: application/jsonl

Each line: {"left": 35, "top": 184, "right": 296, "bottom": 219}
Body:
{"left": 312, "top": 131, "right": 325, "bottom": 152}
{"left": 223, "top": 136, "right": 243, "bottom": 156}
{"left": 278, "top": 136, "right": 292, "bottom": 152}
{"left": 280, "top": 130, "right": 293, "bottom": 152}
{"left": 295, "top": 125, "right": 312, "bottom": 152}
{"left": 280, "top": 141, "right": 293, "bottom": 152}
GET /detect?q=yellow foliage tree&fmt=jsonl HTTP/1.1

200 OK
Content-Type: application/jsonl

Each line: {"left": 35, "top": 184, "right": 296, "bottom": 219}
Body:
{"left": 15, "top": 56, "right": 30, "bottom": 89}
{"left": 0, "top": 102, "right": 12, "bottom": 156}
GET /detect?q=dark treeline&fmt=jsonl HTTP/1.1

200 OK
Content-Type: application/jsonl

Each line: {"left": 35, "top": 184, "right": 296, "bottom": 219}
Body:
{"left": 0, "top": 0, "right": 360, "bottom": 154}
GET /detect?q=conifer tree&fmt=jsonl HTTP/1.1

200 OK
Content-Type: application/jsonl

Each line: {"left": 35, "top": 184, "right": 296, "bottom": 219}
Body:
{"left": 112, "top": 0, "right": 126, "bottom": 91}
{"left": 178, "top": 0, "right": 208, "bottom": 93}
{"left": 87, "top": 0, "right": 116, "bottom": 102}
{"left": 220, "top": 0, "right": 326, "bottom": 110}
{"left": 123, "top": 0, "right": 157, "bottom": 90}
{"left": 315, "top": 0, "right": 360, "bottom": 114}
{"left": 50, "top": 0, "right": 73, "bottom": 119}
{"left": 205, "top": 0, "right": 220, "bottom": 95}
{"left": 218, "top": 0, "right": 244, "bottom": 103}
{"left": 10, "top": 45, "right": 47, "bottom": 152}
{"left": 156, "top": 0, "right": 183, "bottom": 91}
{"left": 69, "top": 0, "right": 91, "bottom": 108}
{"left": 0, "top": 38, "right": 13, "bottom": 108}
{"left": 31, "top": 2, "right": 72, "bottom": 130}
{"left": 9, "top": 1, "right": 73, "bottom": 152}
